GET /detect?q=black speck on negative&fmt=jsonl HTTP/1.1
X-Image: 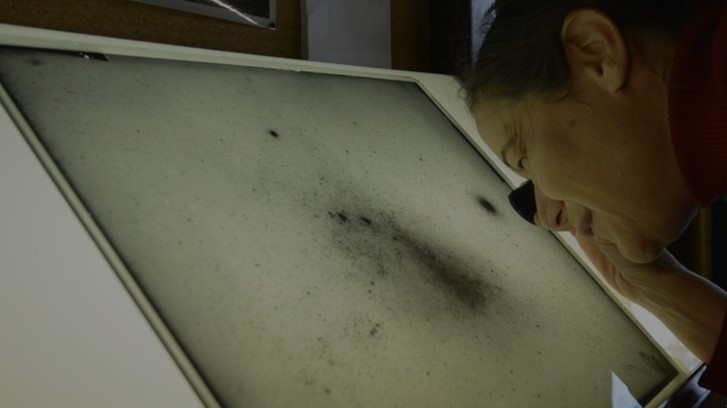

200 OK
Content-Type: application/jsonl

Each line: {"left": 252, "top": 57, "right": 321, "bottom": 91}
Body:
{"left": 269, "top": 130, "right": 279, "bottom": 138}
{"left": 26, "top": 58, "right": 44, "bottom": 66}
{"left": 329, "top": 211, "right": 348, "bottom": 223}
{"left": 477, "top": 196, "right": 497, "bottom": 214}
{"left": 359, "top": 216, "right": 372, "bottom": 226}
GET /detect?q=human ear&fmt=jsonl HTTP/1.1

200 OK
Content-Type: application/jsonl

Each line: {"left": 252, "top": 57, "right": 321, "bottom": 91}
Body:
{"left": 560, "top": 9, "right": 629, "bottom": 92}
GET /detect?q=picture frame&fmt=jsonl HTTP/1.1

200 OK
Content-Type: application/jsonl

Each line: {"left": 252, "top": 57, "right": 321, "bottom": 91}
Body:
{"left": 132, "top": 0, "right": 276, "bottom": 29}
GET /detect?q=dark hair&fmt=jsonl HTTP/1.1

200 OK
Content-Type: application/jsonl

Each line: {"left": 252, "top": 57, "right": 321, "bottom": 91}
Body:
{"left": 464, "top": 0, "right": 695, "bottom": 106}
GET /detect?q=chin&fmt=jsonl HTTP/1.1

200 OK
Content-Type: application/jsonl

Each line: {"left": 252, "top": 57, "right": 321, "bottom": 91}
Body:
{"left": 618, "top": 239, "right": 665, "bottom": 264}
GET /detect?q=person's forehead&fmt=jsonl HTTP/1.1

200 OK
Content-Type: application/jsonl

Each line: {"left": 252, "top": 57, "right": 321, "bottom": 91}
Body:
{"left": 473, "top": 97, "right": 548, "bottom": 137}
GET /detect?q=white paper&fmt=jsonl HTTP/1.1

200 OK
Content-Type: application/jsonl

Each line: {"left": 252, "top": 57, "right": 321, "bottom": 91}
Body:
{"left": 304, "top": 0, "right": 391, "bottom": 68}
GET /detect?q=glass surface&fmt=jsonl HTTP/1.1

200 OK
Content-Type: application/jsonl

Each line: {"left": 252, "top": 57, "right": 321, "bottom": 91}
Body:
{"left": 0, "top": 47, "right": 676, "bottom": 407}
{"left": 134, "top": 0, "right": 273, "bottom": 26}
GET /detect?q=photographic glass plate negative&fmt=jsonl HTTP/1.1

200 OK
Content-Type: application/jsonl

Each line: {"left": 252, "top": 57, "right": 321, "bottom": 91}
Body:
{"left": 0, "top": 33, "right": 681, "bottom": 407}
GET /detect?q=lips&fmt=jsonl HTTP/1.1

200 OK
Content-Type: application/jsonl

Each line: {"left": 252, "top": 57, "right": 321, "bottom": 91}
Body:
{"left": 578, "top": 211, "right": 594, "bottom": 236}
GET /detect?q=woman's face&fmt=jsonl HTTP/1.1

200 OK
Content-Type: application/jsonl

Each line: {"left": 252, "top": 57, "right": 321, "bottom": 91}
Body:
{"left": 472, "top": 89, "right": 699, "bottom": 263}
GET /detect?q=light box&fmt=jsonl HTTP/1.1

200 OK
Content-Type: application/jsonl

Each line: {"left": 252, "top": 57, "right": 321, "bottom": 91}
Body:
{"left": 0, "top": 24, "right": 698, "bottom": 408}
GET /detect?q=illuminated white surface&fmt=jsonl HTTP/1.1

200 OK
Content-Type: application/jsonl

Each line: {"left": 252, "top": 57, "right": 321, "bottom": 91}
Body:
{"left": 0, "top": 24, "right": 695, "bottom": 408}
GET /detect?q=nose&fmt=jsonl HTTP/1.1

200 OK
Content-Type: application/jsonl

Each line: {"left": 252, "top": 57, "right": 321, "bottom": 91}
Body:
{"left": 508, "top": 181, "right": 569, "bottom": 231}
